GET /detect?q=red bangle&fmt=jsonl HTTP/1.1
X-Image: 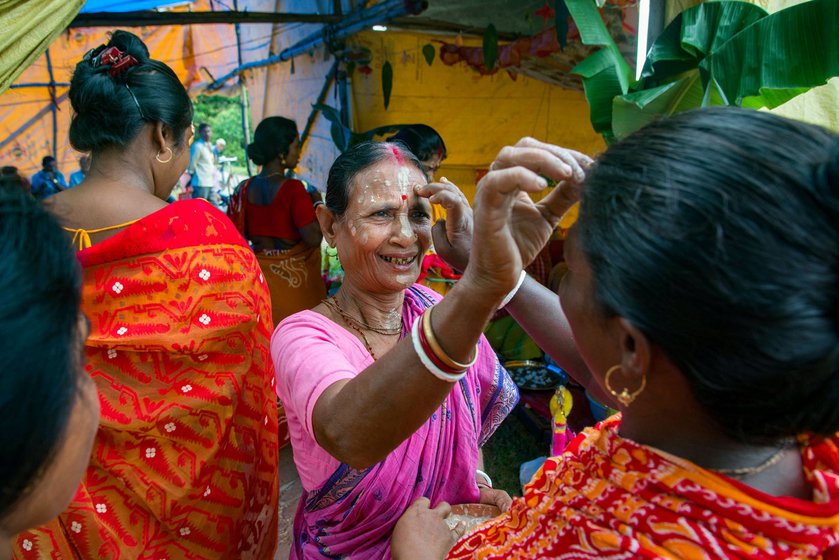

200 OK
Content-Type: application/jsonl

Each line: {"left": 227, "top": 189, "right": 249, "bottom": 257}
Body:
{"left": 417, "top": 316, "right": 464, "bottom": 375}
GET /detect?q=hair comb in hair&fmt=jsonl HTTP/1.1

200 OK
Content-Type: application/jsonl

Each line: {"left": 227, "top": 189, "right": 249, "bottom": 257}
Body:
{"left": 84, "top": 45, "right": 139, "bottom": 77}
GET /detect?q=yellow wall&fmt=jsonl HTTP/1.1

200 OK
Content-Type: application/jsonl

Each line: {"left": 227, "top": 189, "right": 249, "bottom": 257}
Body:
{"left": 348, "top": 31, "right": 605, "bottom": 202}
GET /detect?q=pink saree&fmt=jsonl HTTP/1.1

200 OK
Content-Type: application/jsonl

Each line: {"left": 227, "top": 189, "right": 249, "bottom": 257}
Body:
{"left": 273, "top": 284, "right": 518, "bottom": 559}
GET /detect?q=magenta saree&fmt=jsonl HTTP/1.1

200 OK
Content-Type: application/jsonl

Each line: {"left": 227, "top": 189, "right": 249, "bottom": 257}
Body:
{"left": 274, "top": 284, "right": 518, "bottom": 559}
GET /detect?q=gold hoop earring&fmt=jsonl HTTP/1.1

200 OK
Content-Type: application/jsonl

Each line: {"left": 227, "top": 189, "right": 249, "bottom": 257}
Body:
{"left": 155, "top": 147, "right": 173, "bottom": 164}
{"left": 604, "top": 364, "right": 647, "bottom": 407}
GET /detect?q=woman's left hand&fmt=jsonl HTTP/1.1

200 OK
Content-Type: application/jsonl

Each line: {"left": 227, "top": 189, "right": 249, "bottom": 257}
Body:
{"left": 415, "top": 178, "right": 473, "bottom": 272}
{"left": 478, "top": 486, "right": 513, "bottom": 512}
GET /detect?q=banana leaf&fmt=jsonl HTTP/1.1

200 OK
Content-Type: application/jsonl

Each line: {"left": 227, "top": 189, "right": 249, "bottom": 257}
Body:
{"left": 640, "top": 1, "right": 766, "bottom": 88}
{"left": 700, "top": 0, "right": 838, "bottom": 109}
{"left": 572, "top": 0, "right": 838, "bottom": 141}
{"left": 611, "top": 70, "right": 704, "bottom": 138}
{"left": 565, "top": 0, "right": 633, "bottom": 139}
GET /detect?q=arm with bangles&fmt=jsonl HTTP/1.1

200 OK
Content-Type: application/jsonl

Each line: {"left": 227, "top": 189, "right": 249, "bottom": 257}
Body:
{"left": 312, "top": 140, "right": 584, "bottom": 471}
{"left": 312, "top": 273, "right": 506, "bottom": 469}
{"left": 424, "top": 139, "right": 611, "bottom": 403}
{"left": 389, "top": 138, "right": 595, "bottom": 560}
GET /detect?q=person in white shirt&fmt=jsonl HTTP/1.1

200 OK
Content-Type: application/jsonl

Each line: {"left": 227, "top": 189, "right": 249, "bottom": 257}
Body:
{"left": 188, "top": 123, "right": 215, "bottom": 200}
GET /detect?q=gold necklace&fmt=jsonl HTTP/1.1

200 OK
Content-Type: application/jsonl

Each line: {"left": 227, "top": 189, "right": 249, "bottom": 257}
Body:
{"left": 713, "top": 440, "right": 793, "bottom": 478}
{"left": 323, "top": 297, "right": 400, "bottom": 360}
{"left": 259, "top": 171, "right": 284, "bottom": 180}
{"left": 324, "top": 296, "right": 402, "bottom": 335}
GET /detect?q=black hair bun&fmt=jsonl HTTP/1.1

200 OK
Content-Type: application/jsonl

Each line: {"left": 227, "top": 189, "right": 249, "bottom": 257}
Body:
{"left": 107, "top": 30, "right": 150, "bottom": 65}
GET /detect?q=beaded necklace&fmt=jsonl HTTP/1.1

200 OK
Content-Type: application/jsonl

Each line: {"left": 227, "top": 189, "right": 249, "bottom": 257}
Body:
{"left": 323, "top": 296, "right": 401, "bottom": 360}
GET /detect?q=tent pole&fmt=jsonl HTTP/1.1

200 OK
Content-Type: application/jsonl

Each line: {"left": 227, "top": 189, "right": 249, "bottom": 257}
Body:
{"left": 233, "top": 0, "right": 253, "bottom": 176}
{"left": 208, "top": 0, "right": 427, "bottom": 90}
{"left": 45, "top": 48, "right": 58, "bottom": 162}
{"left": 300, "top": 60, "right": 339, "bottom": 150}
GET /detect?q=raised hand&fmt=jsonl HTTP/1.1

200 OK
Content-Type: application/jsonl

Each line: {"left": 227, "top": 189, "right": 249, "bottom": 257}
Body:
{"left": 415, "top": 177, "right": 473, "bottom": 271}
{"left": 462, "top": 138, "right": 593, "bottom": 299}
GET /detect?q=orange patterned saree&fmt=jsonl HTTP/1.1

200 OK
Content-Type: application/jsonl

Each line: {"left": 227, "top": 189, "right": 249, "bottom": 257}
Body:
{"left": 449, "top": 416, "right": 839, "bottom": 559}
{"left": 15, "top": 200, "right": 281, "bottom": 559}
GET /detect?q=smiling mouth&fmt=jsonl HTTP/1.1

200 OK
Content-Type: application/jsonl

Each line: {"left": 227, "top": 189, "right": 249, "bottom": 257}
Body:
{"left": 379, "top": 255, "right": 417, "bottom": 265}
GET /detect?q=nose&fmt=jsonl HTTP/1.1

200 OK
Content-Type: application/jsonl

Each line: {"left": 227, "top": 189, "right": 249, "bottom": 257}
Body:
{"left": 390, "top": 213, "right": 417, "bottom": 246}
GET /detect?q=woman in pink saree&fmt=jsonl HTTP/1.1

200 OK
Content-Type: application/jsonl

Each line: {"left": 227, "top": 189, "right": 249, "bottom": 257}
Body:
{"left": 271, "top": 141, "right": 591, "bottom": 558}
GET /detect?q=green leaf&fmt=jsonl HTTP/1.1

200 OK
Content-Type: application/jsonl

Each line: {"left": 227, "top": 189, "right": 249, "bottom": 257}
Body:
{"left": 382, "top": 61, "right": 393, "bottom": 110}
{"left": 483, "top": 24, "right": 498, "bottom": 71}
{"left": 422, "top": 44, "right": 435, "bottom": 66}
{"left": 612, "top": 71, "right": 705, "bottom": 138}
{"left": 554, "top": 0, "right": 569, "bottom": 50}
{"left": 313, "top": 103, "right": 350, "bottom": 152}
{"left": 641, "top": 2, "right": 766, "bottom": 86}
{"left": 700, "top": 0, "right": 838, "bottom": 109}
{"left": 573, "top": 49, "right": 629, "bottom": 136}
{"left": 564, "top": 0, "right": 632, "bottom": 92}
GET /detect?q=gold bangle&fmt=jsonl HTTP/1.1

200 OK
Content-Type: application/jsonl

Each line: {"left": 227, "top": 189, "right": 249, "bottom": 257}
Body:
{"left": 421, "top": 305, "right": 478, "bottom": 371}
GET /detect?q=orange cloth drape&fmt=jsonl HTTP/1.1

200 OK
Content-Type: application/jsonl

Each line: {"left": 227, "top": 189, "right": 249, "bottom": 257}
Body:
{"left": 449, "top": 415, "right": 839, "bottom": 559}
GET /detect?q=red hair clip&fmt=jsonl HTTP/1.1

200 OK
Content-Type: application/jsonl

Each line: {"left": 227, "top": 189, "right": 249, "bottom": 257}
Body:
{"left": 109, "top": 53, "right": 139, "bottom": 77}
{"left": 93, "top": 46, "right": 139, "bottom": 77}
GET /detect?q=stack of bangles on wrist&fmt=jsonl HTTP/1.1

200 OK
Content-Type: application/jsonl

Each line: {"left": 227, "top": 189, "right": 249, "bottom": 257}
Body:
{"left": 411, "top": 306, "right": 478, "bottom": 382}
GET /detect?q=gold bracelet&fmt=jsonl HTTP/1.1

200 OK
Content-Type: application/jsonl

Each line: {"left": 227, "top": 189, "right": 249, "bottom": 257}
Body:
{"left": 421, "top": 305, "right": 478, "bottom": 371}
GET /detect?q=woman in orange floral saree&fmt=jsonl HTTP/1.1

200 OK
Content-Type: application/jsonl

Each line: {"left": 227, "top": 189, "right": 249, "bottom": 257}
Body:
{"left": 15, "top": 199, "right": 281, "bottom": 559}
{"left": 14, "top": 31, "right": 279, "bottom": 559}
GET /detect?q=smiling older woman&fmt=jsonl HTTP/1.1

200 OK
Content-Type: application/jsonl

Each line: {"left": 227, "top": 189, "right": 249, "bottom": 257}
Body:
{"left": 271, "top": 140, "right": 591, "bottom": 558}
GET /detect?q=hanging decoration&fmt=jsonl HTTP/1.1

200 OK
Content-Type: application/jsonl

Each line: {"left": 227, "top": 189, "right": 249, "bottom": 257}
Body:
{"left": 382, "top": 60, "right": 393, "bottom": 109}
{"left": 483, "top": 24, "right": 498, "bottom": 72}
{"left": 422, "top": 43, "right": 435, "bottom": 66}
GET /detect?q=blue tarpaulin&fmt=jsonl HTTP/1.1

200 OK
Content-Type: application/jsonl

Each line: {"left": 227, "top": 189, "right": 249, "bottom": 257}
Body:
{"left": 80, "top": 1, "right": 194, "bottom": 13}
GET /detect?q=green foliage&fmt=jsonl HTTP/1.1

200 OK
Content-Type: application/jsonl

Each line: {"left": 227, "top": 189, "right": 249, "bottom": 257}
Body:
{"left": 566, "top": 0, "right": 838, "bottom": 142}
{"left": 314, "top": 103, "right": 405, "bottom": 153}
{"left": 192, "top": 94, "right": 251, "bottom": 167}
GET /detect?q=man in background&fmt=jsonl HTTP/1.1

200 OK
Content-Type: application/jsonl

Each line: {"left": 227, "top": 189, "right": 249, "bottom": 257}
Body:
{"left": 189, "top": 123, "right": 215, "bottom": 201}
{"left": 69, "top": 155, "right": 90, "bottom": 187}
{"left": 30, "top": 156, "right": 67, "bottom": 199}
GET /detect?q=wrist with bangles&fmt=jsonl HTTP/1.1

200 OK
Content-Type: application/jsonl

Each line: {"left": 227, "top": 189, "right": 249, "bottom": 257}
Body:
{"left": 499, "top": 270, "right": 526, "bottom": 308}
{"left": 476, "top": 468, "right": 493, "bottom": 489}
{"left": 411, "top": 305, "right": 479, "bottom": 383}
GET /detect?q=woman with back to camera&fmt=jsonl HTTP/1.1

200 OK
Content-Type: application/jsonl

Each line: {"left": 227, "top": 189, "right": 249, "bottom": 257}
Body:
{"left": 25, "top": 30, "right": 279, "bottom": 558}
{"left": 391, "top": 107, "right": 839, "bottom": 558}
{"left": 237, "top": 116, "right": 325, "bottom": 326}
{"left": 271, "top": 138, "right": 592, "bottom": 558}
{"left": 0, "top": 190, "right": 100, "bottom": 560}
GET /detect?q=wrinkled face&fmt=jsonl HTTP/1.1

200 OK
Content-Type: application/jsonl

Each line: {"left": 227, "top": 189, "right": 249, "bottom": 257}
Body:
{"left": 558, "top": 227, "right": 615, "bottom": 395}
{"left": 334, "top": 157, "right": 432, "bottom": 293}
{"left": 421, "top": 154, "right": 443, "bottom": 182}
{"left": 2, "top": 313, "right": 100, "bottom": 535}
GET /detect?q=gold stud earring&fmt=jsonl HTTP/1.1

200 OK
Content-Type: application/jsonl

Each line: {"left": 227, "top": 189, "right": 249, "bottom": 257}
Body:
{"left": 604, "top": 364, "right": 647, "bottom": 407}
